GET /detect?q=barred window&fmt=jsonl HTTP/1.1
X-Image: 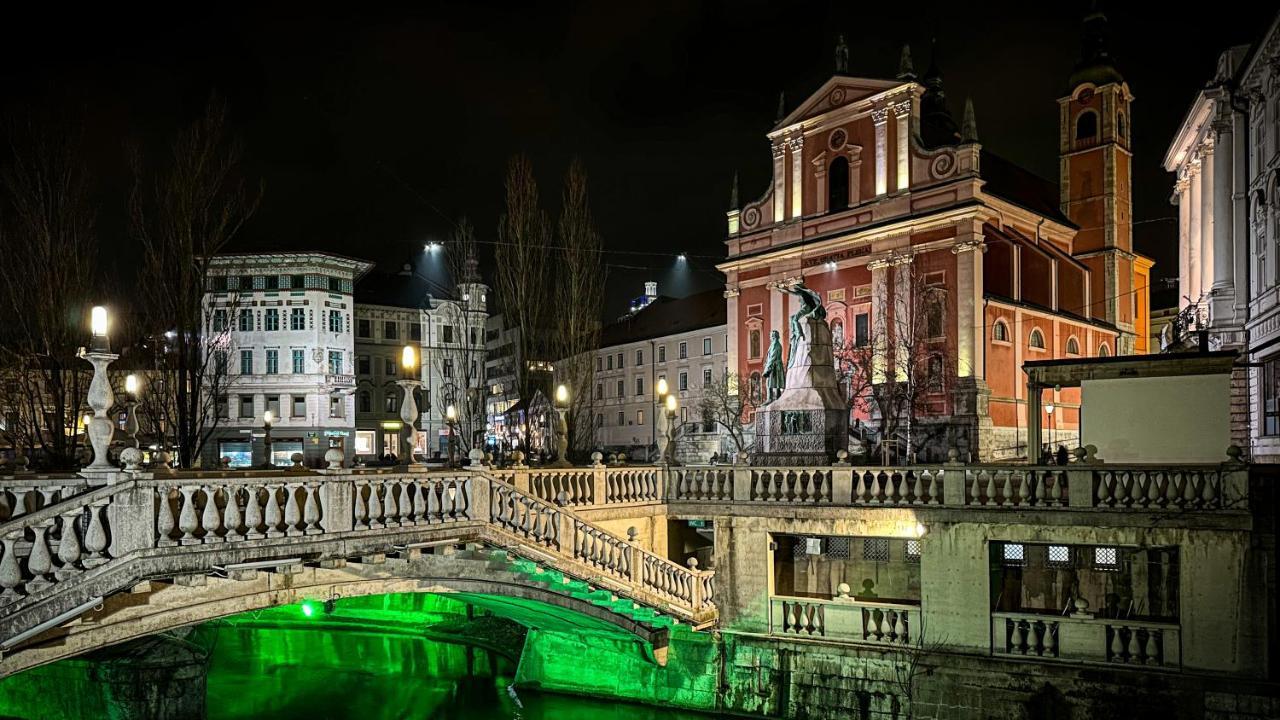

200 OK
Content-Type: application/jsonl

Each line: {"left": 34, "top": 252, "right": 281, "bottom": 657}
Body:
{"left": 862, "top": 538, "right": 890, "bottom": 562}
{"left": 905, "top": 539, "right": 921, "bottom": 563}
{"left": 1047, "top": 545, "right": 1072, "bottom": 568}
{"left": 827, "top": 537, "right": 851, "bottom": 559}
{"left": 1002, "top": 542, "right": 1025, "bottom": 566}
{"left": 1094, "top": 546, "right": 1119, "bottom": 571}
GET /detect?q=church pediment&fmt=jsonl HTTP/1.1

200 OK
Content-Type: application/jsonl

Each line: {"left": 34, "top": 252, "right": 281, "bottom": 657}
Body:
{"left": 775, "top": 76, "right": 906, "bottom": 131}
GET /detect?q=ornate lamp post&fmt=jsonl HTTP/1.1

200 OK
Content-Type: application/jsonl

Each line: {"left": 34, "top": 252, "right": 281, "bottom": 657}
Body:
{"left": 396, "top": 345, "right": 426, "bottom": 468}
{"left": 551, "top": 383, "right": 570, "bottom": 468}
{"left": 79, "top": 306, "right": 119, "bottom": 477}
{"left": 663, "top": 392, "right": 680, "bottom": 466}
{"left": 123, "top": 374, "right": 141, "bottom": 449}
{"left": 655, "top": 377, "right": 669, "bottom": 464}
{"left": 1045, "top": 401, "right": 1056, "bottom": 460}
{"left": 262, "top": 410, "right": 275, "bottom": 469}
{"left": 445, "top": 404, "right": 458, "bottom": 467}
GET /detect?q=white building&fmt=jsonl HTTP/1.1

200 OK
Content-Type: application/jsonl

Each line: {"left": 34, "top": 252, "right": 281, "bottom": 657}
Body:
{"left": 203, "top": 252, "right": 373, "bottom": 468}
{"left": 575, "top": 286, "right": 728, "bottom": 462}
{"left": 352, "top": 264, "right": 488, "bottom": 461}
{"left": 1164, "top": 11, "right": 1280, "bottom": 461}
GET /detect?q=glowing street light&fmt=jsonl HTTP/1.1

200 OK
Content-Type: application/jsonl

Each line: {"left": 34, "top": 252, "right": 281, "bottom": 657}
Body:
{"left": 656, "top": 377, "right": 669, "bottom": 398}
{"left": 79, "top": 305, "right": 119, "bottom": 474}
{"left": 125, "top": 374, "right": 139, "bottom": 395}
{"left": 555, "top": 383, "right": 569, "bottom": 407}
{"left": 262, "top": 410, "right": 275, "bottom": 469}
{"left": 397, "top": 345, "right": 425, "bottom": 468}
{"left": 123, "top": 374, "right": 141, "bottom": 449}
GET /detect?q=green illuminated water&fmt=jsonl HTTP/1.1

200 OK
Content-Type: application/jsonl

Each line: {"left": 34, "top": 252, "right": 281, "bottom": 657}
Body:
{"left": 0, "top": 594, "right": 722, "bottom": 720}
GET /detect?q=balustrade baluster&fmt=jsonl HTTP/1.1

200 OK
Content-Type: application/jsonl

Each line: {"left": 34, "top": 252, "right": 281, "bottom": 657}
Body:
{"left": 243, "top": 486, "right": 264, "bottom": 540}
{"left": 156, "top": 488, "right": 177, "bottom": 545}
{"left": 54, "top": 511, "right": 82, "bottom": 580}
{"left": 1017, "top": 473, "right": 1031, "bottom": 506}
{"left": 200, "top": 486, "right": 223, "bottom": 542}
{"left": 283, "top": 483, "right": 302, "bottom": 536}
{"left": 1044, "top": 623, "right": 1058, "bottom": 657}
{"left": 27, "top": 522, "right": 53, "bottom": 589}
{"left": 83, "top": 500, "right": 109, "bottom": 566}
{"left": 264, "top": 485, "right": 285, "bottom": 538}
{"left": 1202, "top": 473, "right": 1219, "bottom": 507}
{"left": 178, "top": 486, "right": 200, "bottom": 543}
{"left": 0, "top": 532, "right": 22, "bottom": 600}
{"left": 979, "top": 471, "right": 993, "bottom": 505}
{"left": 303, "top": 483, "right": 322, "bottom": 535}
{"left": 223, "top": 487, "right": 244, "bottom": 541}
{"left": 895, "top": 611, "right": 909, "bottom": 643}
{"left": 1015, "top": 620, "right": 1030, "bottom": 653}
{"left": 854, "top": 472, "right": 868, "bottom": 503}
{"left": 368, "top": 480, "right": 385, "bottom": 529}
{"left": 886, "top": 472, "right": 899, "bottom": 504}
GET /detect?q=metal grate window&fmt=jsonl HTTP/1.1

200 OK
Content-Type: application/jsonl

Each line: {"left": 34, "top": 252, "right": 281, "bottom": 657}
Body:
{"left": 1047, "top": 545, "right": 1072, "bottom": 568}
{"left": 1002, "top": 543, "right": 1025, "bottom": 566}
{"left": 1093, "top": 546, "right": 1119, "bottom": 571}
{"left": 827, "top": 537, "right": 851, "bottom": 559}
{"left": 862, "top": 538, "right": 890, "bottom": 562}
{"left": 904, "top": 540, "right": 921, "bottom": 563}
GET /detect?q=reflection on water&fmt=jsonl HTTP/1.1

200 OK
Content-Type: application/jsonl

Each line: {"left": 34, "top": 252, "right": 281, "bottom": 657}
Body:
{"left": 206, "top": 625, "right": 712, "bottom": 720}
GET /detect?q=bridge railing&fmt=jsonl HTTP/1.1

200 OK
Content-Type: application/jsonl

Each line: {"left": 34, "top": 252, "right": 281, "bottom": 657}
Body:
{"left": 490, "top": 465, "right": 664, "bottom": 509}
{"left": 666, "top": 462, "right": 1248, "bottom": 512}
{"left": 0, "top": 467, "right": 714, "bottom": 636}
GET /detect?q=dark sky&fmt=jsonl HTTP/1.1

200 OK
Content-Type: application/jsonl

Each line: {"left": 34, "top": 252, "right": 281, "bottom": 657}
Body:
{"left": 0, "top": 2, "right": 1269, "bottom": 316}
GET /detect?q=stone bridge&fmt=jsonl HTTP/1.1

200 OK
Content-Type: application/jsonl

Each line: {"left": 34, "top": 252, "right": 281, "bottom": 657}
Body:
{"left": 0, "top": 467, "right": 714, "bottom": 676}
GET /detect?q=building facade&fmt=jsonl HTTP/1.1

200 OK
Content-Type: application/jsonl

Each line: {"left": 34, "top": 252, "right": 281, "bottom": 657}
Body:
{"left": 1164, "top": 11, "right": 1280, "bottom": 461}
{"left": 202, "top": 252, "right": 373, "bottom": 468}
{"left": 563, "top": 286, "right": 728, "bottom": 462}
{"left": 719, "top": 21, "right": 1149, "bottom": 462}
{"left": 352, "top": 265, "right": 489, "bottom": 462}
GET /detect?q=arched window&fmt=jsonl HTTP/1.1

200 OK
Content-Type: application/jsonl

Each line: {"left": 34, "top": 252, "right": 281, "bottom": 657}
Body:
{"left": 1029, "top": 328, "right": 1046, "bottom": 350}
{"left": 828, "top": 156, "right": 850, "bottom": 211}
{"left": 1098, "top": 343, "right": 1110, "bottom": 357}
{"left": 1066, "top": 337, "right": 1080, "bottom": 355}
{"left": 1116, "top": 112, "right": 1127, "bottom": 142}
{"left": 1075, "top": 111, "right": 1098, "bottom": 142}
{"left": 926, "top": 354, "right": 945, "bottom": 392}
{"left": 358, "top": 390, "right": 371, "bottom": 413}
{"left": 992, "top": 320, "right": 1009, "bottom": 342}
{"left": 748, "top": 328, "right": 761, "bottom": 359}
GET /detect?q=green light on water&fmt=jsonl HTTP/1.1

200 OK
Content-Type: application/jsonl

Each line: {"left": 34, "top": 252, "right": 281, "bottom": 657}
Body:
{"left": 300, "top": 601, "right": 315, "bottom": 618}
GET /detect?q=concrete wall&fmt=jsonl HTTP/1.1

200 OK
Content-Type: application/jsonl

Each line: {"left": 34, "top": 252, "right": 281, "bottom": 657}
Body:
{"left": 1082, "top": 374, "right": 1231, "bottom": 463}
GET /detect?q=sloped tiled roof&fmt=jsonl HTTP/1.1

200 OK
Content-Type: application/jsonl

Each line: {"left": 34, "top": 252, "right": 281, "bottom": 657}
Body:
{"left": 980, "top": 150, "right": 1076, "bottom": 230}
{"left": 599, "top": 289, "right": 726, "bottom": 348}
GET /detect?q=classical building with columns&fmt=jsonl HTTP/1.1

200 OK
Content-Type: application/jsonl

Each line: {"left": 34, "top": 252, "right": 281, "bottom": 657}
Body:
{"left": 720, "top": 20, "right": 1149, "bottom": 462}
{"left": 1165, "top": 11, "right": 1280, "bottom": 461}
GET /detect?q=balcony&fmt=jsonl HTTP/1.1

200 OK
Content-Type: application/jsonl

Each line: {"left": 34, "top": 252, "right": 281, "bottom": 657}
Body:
{"left": 770, "top": 596, "right": 921, "bottom": 647}
{"left": 992, "top": 612, "right": 1180, "bottom": 669}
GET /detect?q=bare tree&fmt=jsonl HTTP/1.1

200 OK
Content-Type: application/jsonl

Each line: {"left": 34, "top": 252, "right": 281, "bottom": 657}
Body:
{"left": 552, "top": 159, "right": 605, "bottom": 460}
{"left": 129, "top": 97, "right": 260, "bottom": 467}
{"left": 836, "top": 258, "right": 953, "bottom": 462}
{"left": 435, "top": 217, "right": 488, "bottom": 453}
{"left": 0, "top": 119, "right": 98, "bottom": 471}
{"left": 699, "top": 371, "right": 757, "bottom": 461}
{"left": 494, "top": 154, "right": 551, "bottom": 448}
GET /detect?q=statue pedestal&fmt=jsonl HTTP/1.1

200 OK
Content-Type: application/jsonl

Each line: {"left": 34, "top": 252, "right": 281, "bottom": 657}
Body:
{"left": 751, "top": 316, "right": 848, "bottom": 465}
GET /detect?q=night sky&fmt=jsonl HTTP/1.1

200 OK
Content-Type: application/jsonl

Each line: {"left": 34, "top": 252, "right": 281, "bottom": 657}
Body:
{"left": 0, "top": 2, "right": 1269, "bottom": 317}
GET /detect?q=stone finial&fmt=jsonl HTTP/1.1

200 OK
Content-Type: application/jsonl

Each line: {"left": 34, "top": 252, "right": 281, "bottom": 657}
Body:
{"left": 775, "top": 91, "right": 786, "bottom": 124}
{"left": 834, "top": 449, "right": 850, "bottom": 467}
{"left": 606, "top": 452, "right": 617, "bottom": 466}
{"left": 590, "top": 451, "right": 604, "bottom": 469}
{"left": 617, "top": 452, "right": 627, "bottom": 464}
{"left": 290, "top": 452, "right": 305, "bottom": 471}
{"left": 1225, "top": 445, "right": 1246, "bottom": 466}
{"left": 324, "top": 448, "right": 345, "bottom": 470}
{"left": 834, "top": 34, "right": 849, "bottom": 74}
{"left": 729, "top": 172, "right": 739, "bottom": 210}
{"left": 961, "top": 97, "right": 978, "bottom": 143}
{"left": 153, "top": 451, "right": 173, "bottom": 474}
{"left": 484, "top": 451, "right": 494, "bottom": 466}
{"left": 512, "top": 450, "right": 526, "bottom": 468}
{"left": 13, "top": 455, "right": 30, "bottom": 474}
{"left": 686, "top": 557, "right": 699, "bottom": 570}
{"left": 836, "top": 582, "right": 851, "bottom": 598}
{"left": 468, "top": 448, "right": 485, "bottom": 469}
{"left": 946, "top": 448, "right": 960, "bottom": 464}
{"left": 1083, "top": 444, "right": 1099, "bottom": 464}
{"left": 897, "top": 44, "right": 916, "bottom": 80}
{"left": 120, "top": 447, "right": 143, "bottom": 472}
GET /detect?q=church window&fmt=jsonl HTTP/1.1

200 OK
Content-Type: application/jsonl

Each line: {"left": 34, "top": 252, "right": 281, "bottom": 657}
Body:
{"left": 992, "top": 320, "right": 1009, "bottom": 343}
{"left": 1075, "top": 110, "right": 1098, "bottom": 143}
{"left": 1028, "top": 328, "right": 1046, "bottom": 350}
{"left": 926, "top": 354, "right": 944, "bottom": 392}
{"left": 1065, "top": 336, "right": 1080, "bottom": 355}
{"left": 828, "top": 156, "right": 850, "bottom": 211}
{"left": 1116, "top": 111, "right": 1127, "bottom": 142}
{"left": 1097, "top": 342, "right": 1110, "bottom": 357}
{"left": 749, "top": 372, "right": 762, "bottom": 404}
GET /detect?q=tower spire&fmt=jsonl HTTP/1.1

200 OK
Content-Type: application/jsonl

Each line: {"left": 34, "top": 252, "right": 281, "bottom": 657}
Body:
{"left": 775, "top": 91, "right": 786, "bottom": 124}
{"left": 897, "top": 44, "right": 916, "bottom": 81}
{"left": 729, "top": 172, "right": 739, "bottom": 210}
{"left": 834, "top": 34, "right": 849, "bottom": 74}
{"left": 961, "top": 97, "right": 978, "bottom": 143}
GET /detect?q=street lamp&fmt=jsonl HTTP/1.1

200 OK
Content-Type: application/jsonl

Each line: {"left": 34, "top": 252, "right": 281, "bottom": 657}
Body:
{"left": 262, "top": 410, "right": 275, "bottom": 468}
{"left": 552, "top": 383, "right": 570, "bottom": 468}
{"left": 655, "top": 377, "right": 670, "bottom": 463}
{"left": 1045, "top": 402, "right": 1056, "bottom": 460}
{"left": 397, "top": 345, "right": 425, "bottom": 468}
{"left": 445, "top": 403, "right": 458, "bottom": 466}
{"left": 79, "top": 305, "right": 118, "bottom": 475}
{"left": 123, "top": 374, "right": 141, "bottom": 449}
{"left": 663, "top": 393, "right": 680, "bottom": 466}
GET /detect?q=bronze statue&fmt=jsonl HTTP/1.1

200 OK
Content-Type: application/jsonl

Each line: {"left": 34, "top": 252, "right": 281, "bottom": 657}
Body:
{"left": 762, "top": 330, "right": 784, "bottom": 402}
{"left": 782, "top": 281, "right": 827, "bottom": 368}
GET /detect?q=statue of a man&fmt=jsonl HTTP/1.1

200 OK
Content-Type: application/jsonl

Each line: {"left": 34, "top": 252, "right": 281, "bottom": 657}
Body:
{"left": 762, "top": 330, "right": 784, "bottom": 402}
{"left": 782, "top": 281, "right": 827, "bottom": 367}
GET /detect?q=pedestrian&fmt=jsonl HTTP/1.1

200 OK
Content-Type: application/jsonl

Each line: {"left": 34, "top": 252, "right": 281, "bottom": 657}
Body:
{"left": 1055, "top": 444, "right": 1069, "bottom": 466}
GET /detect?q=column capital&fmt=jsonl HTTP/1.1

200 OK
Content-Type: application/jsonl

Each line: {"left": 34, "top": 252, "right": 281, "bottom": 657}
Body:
{"left": 871, "top": 107, "right": 890, "bottom": 125}
{"left": 891, "top": 100, "right": 911, "bottom": 118}
{"left": 951, "top": 238, "right": 986, "bottom": 254}
{"left": 771, "top": 143, "right": 786, "bottom": 160}
{"left": 723, "top": 288, "right": 741, "bottom": 298}
{"left": 1199, "top": 135, "right": 1216, "bottom": 156}
{"left": 787, "top": 135, "right": 804, "bottom": 151}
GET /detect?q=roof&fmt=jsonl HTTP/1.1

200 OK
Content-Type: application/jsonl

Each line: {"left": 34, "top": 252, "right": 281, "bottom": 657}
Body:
{"left": 979, "top": 150, "right": 1076, "bottom": 229}
{"left": 599, "top": 289, "right": 726, "bottom": 348}
{"left": 355, "top": 268, "right": 455, "bottom": 308}
{"left": 209, "top": 251, "right": 374, "bottom": 278}
{"left": 1024, "top": 349, "right": 1238, "bottom": 387}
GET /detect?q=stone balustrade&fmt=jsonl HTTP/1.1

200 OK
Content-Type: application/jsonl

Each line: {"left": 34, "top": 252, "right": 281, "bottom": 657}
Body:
{"left": 492, "top": 466, "right": 665, "bottom": 508}
{"left": 0, "top": 476, "right": 93, "bottom": 522}
{"left": 667, "top": 463, "right": 1246, "bottom": 513}
{"left": 770, "top": 596, "right": 921, "bottom": 646}
{"left": 992, "top": 611, "right": 1180, "bottom": 669}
